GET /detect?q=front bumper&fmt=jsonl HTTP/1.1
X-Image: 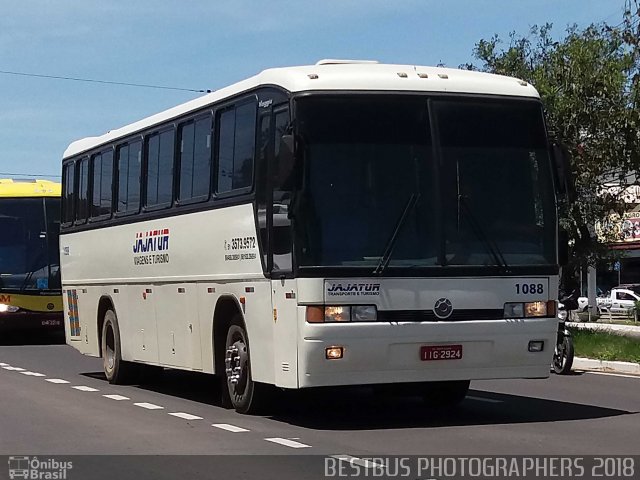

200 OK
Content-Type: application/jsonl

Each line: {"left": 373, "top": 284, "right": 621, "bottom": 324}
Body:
{"left": 298, "top": 317, "right": 557, "bottom": 388}
{"left": 0, "top": 311, "right": 64, "bottom": 332}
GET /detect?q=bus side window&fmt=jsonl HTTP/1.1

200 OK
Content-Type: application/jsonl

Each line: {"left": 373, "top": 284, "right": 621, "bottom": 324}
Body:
{"left": 146, "top": 129, "right": 175, "bottom": 208}
{"left": 75, "top": 157, "right": 89, "bottom": 224}
{"left": 216, "top": 102, "right": 256, "bottom": 195}
{"left": 91, "top": 149, "right": 113, "bottom": 218}
{"left": 116, "top": 141, "right": 142, "bottom": 214}
{"left": 178, "top": 115, "right": 212, "bottom": 202}
{"left": 62, "top": 162, "right": 75, "bottom": 224}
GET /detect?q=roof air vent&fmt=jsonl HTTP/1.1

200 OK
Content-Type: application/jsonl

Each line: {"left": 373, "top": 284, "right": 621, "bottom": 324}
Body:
{"left": 315, "top": 59, "right": 379, "bottom": 65}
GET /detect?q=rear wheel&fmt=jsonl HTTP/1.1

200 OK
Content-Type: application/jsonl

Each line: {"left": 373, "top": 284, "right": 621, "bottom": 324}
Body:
{"left": 422, "top": 380, "right": 470, "bottom": 407}
{"left": 102, "top": 309, "right": 138, "bottom": 384}
{"left": 222, "top": 315, "right": 271, "bottom": 414}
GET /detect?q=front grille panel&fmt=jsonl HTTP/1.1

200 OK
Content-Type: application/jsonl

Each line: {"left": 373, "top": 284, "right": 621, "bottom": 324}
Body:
{"left": 377, "top": 309, "right": 504, "bottom": 322}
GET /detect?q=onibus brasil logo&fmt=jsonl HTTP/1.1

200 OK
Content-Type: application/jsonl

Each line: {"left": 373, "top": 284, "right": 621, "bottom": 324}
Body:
{"left": 8, "top": 456, "right": 72, "bottom": 479}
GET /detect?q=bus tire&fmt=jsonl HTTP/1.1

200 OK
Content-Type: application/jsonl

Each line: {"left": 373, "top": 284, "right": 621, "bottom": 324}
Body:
{"left": 101, "top": 309, "right": 138, "bottom": 385}
{"left": 222, "top": 315, "right": 271, "bottom": 414}
{"left": 422, "top": 380, "right": 470, "bottom": 408}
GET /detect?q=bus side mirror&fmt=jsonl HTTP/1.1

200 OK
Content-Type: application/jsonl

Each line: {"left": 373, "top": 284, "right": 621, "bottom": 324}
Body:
{"left": 279, "top": 134, "right": 294, "bottom": 166}
{"left": 558, "top": 228, "right": 569, "bottom": 266}
{"left": 552, "top": 143, "right": 575, "bottom": 202}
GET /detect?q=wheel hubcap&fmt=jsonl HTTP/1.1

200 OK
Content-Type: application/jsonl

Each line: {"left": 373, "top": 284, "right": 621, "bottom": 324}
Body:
{"left": 225, "top": 338, "right": 248, "bottom": 394}
{"left": 106, "top": 326, "right": 115, "bottom": 370}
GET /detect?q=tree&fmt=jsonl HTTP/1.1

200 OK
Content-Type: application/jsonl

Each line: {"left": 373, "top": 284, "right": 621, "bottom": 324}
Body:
{"left": 463, "top": 2, "right": 640, "bottom": 273}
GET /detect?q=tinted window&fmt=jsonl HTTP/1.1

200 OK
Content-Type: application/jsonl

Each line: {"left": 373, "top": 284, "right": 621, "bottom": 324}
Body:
{"left": 216, "top": 102, "right": 256, "bottom": 194}
{"left": 91, "top": 150, "right": 113, "bottom": 217}
{"left": 146, "top": 129, "right": 175, "bottom": 206}
{"left": 434, "top": 99, "right": 556, "bottom": 266}
{"left": 117, "top": 140, "right": 142, "bottom": 214}
{"left": 295, "top": 97, "right": 434, "bottom": 268}
{"left": 62, "top": 162, "right": 75, "bottom": 224}
{"left": 617, "top": 292, "right": 634, "bottom": 301}
{"left": 179, "top": 116, "right": 211, "bottom": 201}
{"left": 76, "top": 157, "right": 89, "bottom": 223}
{"left": 0, "top": 198, "right": 59, "bottom": 291}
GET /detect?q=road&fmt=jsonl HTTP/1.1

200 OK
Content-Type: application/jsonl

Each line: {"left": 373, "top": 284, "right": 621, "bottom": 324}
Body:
{"left": 0, "top": 333, "right": 638, "bottom": 479}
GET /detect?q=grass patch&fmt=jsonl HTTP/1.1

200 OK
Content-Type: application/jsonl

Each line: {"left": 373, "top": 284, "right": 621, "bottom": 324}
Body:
{"left": 570, "top": 327, "right": 640, "bottom": 364}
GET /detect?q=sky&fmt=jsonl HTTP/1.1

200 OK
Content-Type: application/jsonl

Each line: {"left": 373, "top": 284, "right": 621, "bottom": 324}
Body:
{"left": 0, "top": 0, "right": 629, "bottom": 182}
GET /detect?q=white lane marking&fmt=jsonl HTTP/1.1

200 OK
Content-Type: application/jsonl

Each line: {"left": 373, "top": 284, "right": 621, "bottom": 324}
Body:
{"left": 134, "top": 402, "right": 164, "bottom": 410}
{"left": 466, "top": 395, "right": 503, "bottom": 404}
{"left": 0, "top": 363, "right": 9, "bottom": 366}
{"left": 103, "top": 394, "right": 130, "bottom": 401}
{"left": 264, "top": 437, "right": 311, "bottom": 449}
{"left": 20, "top": 371, "right": 46, "bottom": 377}
{"left": 2, "top": 366, "right": 25, "bottom": 371}
{"left": 330, "top": 455, "right": 386, "bottom": 469}
{"left": 587, "top": 371, "right": 640, "bottom": 379}
{"left": 45, "top": 378, "right": 70, "bottom": 384}
{"left": 211, "top": 423, "right": 249, "bottom": 433}
{"left": 72, "top": 386, "right": 99, "bottom": 392}
{"left": 168, "top": 412, "right": 203, "bottom": 420}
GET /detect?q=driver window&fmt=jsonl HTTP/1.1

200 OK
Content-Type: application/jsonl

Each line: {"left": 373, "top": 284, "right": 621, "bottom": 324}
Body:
{"left": 271, "top": 108, "right": 292, "bottom": 272}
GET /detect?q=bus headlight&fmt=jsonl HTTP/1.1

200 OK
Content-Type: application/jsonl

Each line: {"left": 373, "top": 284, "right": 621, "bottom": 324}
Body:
{"left": 504, "top": 301, "right": 554, "bottom": 318}
{"left": 503, "top": 302, "right": 524, "bottom": 318}
{"left": 306, "top": 305, "right": 378, "bottom": 322}
{"left": 352, "top": 305, "right": 377, "bottom": 322}
{"left": 525, "top": 301, "right": 548, "bottom": 317}
{"left": 0, "top": 303, "right": 19, "bottom": 313}
{"left": 324, "top": 306, "right": 351, "bottom": 322}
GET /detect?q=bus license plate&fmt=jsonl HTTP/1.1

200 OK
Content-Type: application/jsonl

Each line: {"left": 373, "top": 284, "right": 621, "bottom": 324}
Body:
{"left": 41, "top": 320, "right": 61, "bottom": 326}
{"left": 421, "top": 345, "right": 462, "bottom": 361}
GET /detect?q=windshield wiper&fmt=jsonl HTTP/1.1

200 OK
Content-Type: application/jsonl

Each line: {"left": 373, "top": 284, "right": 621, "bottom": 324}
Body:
{"left": 458, "top": 194, "right": 510, "bottom": 271}
{"left": 373, "top": 193, "right": 420, "bottom": 276}
{"left": 19, "top": 249, "right": 46, "bottom": 292}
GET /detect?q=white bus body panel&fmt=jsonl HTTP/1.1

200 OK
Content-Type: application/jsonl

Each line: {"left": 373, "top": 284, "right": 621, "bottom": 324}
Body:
{"left": 61, "top": 204, "right": 277, "bottom": 383}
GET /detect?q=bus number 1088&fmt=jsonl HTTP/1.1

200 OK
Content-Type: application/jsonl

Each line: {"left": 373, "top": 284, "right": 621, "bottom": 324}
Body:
{"left": 515, "top": 283, "right": 544, "bottom": 295}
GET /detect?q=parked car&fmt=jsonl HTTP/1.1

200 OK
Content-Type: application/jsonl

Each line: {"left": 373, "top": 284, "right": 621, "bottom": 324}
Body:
{"left": 577, "top": 287, "right": 604, "bottom": 312}
{"left": 597, "top": 288, "right": 640, "bottom": 315}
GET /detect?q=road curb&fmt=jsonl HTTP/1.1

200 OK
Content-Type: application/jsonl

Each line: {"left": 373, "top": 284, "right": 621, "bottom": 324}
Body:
{"left": 567, "top": 321, "right": 640, "bottom": 339}
{"left": 573, "top": 356, "right": 640, "bottom": 375}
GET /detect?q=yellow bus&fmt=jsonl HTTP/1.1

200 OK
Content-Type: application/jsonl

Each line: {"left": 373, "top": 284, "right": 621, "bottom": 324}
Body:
{"left": 0, "top": 179, "right": 63, "bottom": 333}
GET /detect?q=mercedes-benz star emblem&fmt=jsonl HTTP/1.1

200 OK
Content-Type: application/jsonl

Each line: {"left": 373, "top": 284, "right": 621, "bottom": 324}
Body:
{"left": 433, "top": 298, "right": 453, "bottom": 319}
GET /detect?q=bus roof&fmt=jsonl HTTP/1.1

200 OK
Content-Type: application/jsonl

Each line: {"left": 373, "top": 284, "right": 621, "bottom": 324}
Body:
{"left": 63, "top": 60, "right": 540, "bottom": 159}
{"left": 0, "top": 179, "right": 61, "bottom": 197}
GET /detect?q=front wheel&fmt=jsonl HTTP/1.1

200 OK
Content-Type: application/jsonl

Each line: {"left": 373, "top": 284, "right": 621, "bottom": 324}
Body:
{"left": 222, "top": 316, "right": 271, "bottom": 414}
{"left": 552, "top": 335, "right": 574, "bottom": 375}
{"left": 422, "top": 380, "right": 470, "bottom": 407}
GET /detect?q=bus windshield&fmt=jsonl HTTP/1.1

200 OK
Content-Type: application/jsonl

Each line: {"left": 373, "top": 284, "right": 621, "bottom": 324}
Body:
{"left": 0, "top": 197, "right": 61, "bottom": 291}
{"left": 294, "top": 95, "right": 556, "bottom": 271}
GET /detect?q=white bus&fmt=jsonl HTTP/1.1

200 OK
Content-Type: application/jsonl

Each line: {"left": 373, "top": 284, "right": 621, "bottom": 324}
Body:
{"left": 61, "top": 60, "right": 565, "bottom": 413}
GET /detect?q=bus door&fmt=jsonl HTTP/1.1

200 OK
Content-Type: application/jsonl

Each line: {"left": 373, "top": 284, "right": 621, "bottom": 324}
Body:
{"left": 260, "top": 105, "right": 298, "bottom": 388}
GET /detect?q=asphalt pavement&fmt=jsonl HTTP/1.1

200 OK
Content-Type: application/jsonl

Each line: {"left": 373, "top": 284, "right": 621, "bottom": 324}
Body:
{"left": 0, "top": 333, "right": 639, "bottom": 479}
